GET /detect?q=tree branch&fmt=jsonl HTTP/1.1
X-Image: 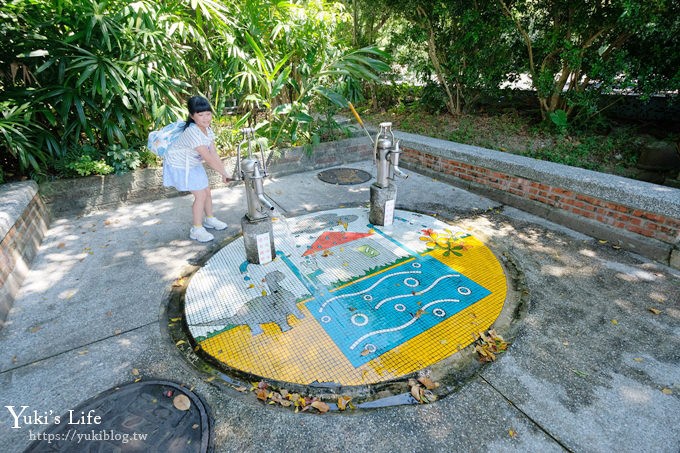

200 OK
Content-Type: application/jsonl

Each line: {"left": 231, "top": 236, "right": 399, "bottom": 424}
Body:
{"left": 416, "top": 5, "right": 457, "bottom": 115}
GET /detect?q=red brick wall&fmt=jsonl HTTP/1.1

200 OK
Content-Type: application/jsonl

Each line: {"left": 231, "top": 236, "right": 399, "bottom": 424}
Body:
{"left": 402, "top": 148, "right": 680, "bottom": 246}
{"left": 0, "top": 194, "right": 49, "bottom": 312}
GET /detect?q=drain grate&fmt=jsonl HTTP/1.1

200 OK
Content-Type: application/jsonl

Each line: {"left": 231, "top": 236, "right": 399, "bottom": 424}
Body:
{"left": 24, "top": 380, "right": 211, "bottom": 452}
{"left": 317, "top": 167, "right": 372, "bottom": 185}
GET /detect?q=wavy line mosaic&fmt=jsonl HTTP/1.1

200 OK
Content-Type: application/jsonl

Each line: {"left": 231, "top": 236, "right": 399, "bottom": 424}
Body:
{"left": 184, "top": 208, "right": 507, "bottom": 385}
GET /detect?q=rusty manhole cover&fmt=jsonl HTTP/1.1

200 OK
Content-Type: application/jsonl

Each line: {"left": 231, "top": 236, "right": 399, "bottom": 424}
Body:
{"left": 317, "top": 167, "right": 372, "bottom": 185}
{"left": 24, "top": 380, "right": 211, "bottom": 452}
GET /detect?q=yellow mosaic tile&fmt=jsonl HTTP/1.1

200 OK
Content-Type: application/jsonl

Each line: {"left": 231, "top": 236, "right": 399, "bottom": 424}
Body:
{"left": 191, "top": 209, "right": 507, "bottom": 386}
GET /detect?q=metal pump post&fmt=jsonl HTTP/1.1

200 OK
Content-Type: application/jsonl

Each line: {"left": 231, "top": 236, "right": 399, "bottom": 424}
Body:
{"left": 237, "top": 128, "right": 276, "bottom": 264}
{"left": 374, "top": 122, "right": 408, "bottom": 188}
{"left": 236, "top": 128, "right": 275, "bottom": 221}
{"left": 369, "top": 122, "right": 407, "bottom": 227}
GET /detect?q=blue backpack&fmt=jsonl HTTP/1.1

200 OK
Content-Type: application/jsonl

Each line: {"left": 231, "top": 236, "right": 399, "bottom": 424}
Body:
{"left": 147, "top": 121, "right": 186, "bottom": 157}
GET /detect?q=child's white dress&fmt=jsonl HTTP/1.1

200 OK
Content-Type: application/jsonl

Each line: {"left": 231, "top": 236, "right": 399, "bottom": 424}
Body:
{"left": 162, "top": 123, "right": 215, "bottom": 191}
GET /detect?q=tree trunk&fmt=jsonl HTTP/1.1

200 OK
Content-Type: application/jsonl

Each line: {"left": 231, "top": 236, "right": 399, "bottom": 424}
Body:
{"left": 421, "top": 20, "right": 457, "bottom": 114}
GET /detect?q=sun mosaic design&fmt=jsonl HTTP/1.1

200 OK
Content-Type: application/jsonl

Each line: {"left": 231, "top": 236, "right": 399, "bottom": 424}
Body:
{"left": 184, "top": 207, "right": 507, "bottom": 385}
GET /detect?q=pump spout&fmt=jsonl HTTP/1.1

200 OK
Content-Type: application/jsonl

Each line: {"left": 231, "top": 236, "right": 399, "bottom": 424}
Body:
{"left": 258, "top": 194, "right": 275, "bottom": 211}
{"left": 392, "top": 165, "right": 408, "bottom": 179}
{"left": 388, "top": 139, "right": 408, "bottom": 180}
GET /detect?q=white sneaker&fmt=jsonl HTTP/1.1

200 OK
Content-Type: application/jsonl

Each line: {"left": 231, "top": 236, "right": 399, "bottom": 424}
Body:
{"left": 190, "top": 226, "right": 214, "bottom": 242}
{"left": 203, "top": 216, "right": 227, "bottom": 230}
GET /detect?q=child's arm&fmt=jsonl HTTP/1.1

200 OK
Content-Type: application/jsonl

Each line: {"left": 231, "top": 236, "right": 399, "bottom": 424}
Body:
{"left": 195, "top": 144, "right": 232, "bottom": 183}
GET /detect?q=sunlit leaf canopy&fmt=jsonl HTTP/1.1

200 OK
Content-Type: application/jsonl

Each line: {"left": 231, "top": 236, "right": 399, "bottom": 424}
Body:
{"left": 0, "top": 0, "right": 677, "bottom": 181}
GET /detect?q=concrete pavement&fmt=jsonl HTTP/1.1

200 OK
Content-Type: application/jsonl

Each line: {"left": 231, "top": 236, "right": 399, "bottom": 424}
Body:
{"left": 1, "top": 160, "right": 679, "bottom": 452}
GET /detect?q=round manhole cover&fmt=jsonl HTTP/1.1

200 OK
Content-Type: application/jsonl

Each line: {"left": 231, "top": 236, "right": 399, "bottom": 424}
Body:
{"left": 317, "top": 167, "right": 372, "bottom": 185}
{"left": 184, "top": 208, "right": 509, "bottom": 389}
{"left": 24, "top": 380, "right": 211, "bottom": 452}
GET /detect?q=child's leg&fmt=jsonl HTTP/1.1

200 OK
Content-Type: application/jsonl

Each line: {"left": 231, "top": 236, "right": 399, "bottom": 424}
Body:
{"left": 203, "top": 187, "right": 214, "bottom": 217}
{"left": 190, "top": 188, "right": 209, "bottom": 226}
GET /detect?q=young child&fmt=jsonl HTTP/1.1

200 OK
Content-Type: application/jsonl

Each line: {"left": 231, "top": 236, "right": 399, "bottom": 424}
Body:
{"left": 163, "top": 96, "right": 232, "bottom": 242}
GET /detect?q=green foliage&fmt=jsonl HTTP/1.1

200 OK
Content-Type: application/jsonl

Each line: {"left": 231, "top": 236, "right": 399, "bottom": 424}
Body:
{"left": 0, "top": 101, "right": 49, "bottom": 180}
{"left": 418, "top": 82, "right": 448, "bottom": 115}
{"left": 499, "top": 0, "right": 678, "bottom": 120}
{"left": 2, "top": 0, "right": 677, "bottom": 184}
{"left": 364, "top": 104, "right": 645, "bottom": 179}
{"left": 1, "top": 0, "right": 389, "bottom": 181}
{"left": 447, "top": 116, "right": 476, "bottom": 144}
{"left": 383, "top": 0, "right": 516, "bottom": 114}
{"left": 64, "top": 152, "right": 114, "bottom": 177}
{"left": 106, "top": 145, "right": 142, "bottom": 174}
{"left": 549, "top": 110, "right": 568, "bottom": 135}
{"left": 138, "top": 149, "right": 161, "bottom": 169}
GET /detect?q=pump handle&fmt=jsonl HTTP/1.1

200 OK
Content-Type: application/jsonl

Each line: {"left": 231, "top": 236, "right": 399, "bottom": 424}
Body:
{"left": 348, "top": 102, "right": 374, "bottom": 145}
{"left": 348, "top": 102, "right": 364, "bottom": 127}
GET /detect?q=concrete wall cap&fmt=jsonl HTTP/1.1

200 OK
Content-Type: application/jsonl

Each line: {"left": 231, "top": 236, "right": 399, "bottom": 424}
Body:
{"left": 397, "top": 131, "right": 680, "bottom": 219}
{"left": 0, "top": 181, "right": 38, "bottom": 240}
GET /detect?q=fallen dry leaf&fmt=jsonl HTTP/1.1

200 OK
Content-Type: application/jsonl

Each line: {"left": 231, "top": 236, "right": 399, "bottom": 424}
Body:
{"left": 474, "top": 329, "right": 509, "bottom": 362}
{"left": 255, "top": 388, "right": 269, "bottom": 401}
{"left": 410, "top": 384, "right": 422, "bottom": 402}
{"left": 131, "top": 368, "right": 139, "bottom": 376}
{"left": 337, "top": 396, "right": 352, "bottom": 411}
{"left": 508, "top": 429, "right": 518, "bottom": 439}
{"left": 269, "top": 392, "right": 283, "bottom": 403}
{"left": 417, "top": 376, "right": 439, "bottom": 390}
{"left": 661, "top": 388, "right": 673, "bottom": 395}
{"left": 311, "top": 401, "right": 330, "bottom": 413}
{"left": 173, "top": 394, "right": 191, "bottom": 411}
{"left": 422, "top": 390, "right": 437, "bottom": 403}
{"left": 648, "top": 308, "right": 662, "bottom": 315}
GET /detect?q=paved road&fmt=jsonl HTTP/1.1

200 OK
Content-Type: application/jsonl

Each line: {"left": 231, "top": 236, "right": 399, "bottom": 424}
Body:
{"left": 1, "top": 161, "right": 678, "bottom": 452}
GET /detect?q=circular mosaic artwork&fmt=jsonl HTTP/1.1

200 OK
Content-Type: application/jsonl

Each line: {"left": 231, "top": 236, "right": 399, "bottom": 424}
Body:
{"left": 184, "top": 208, "right": 507, "bottom": 386}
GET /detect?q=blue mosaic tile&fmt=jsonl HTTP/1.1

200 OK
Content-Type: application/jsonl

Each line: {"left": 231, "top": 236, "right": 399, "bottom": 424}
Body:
{"left": 304, "top": 254, "right": 491, "bottom": 367}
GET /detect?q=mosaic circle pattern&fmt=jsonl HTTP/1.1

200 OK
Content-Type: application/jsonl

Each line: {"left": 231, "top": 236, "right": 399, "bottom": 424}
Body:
{"left": 185, "top": 208, "right": 507, "bottom": 386}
